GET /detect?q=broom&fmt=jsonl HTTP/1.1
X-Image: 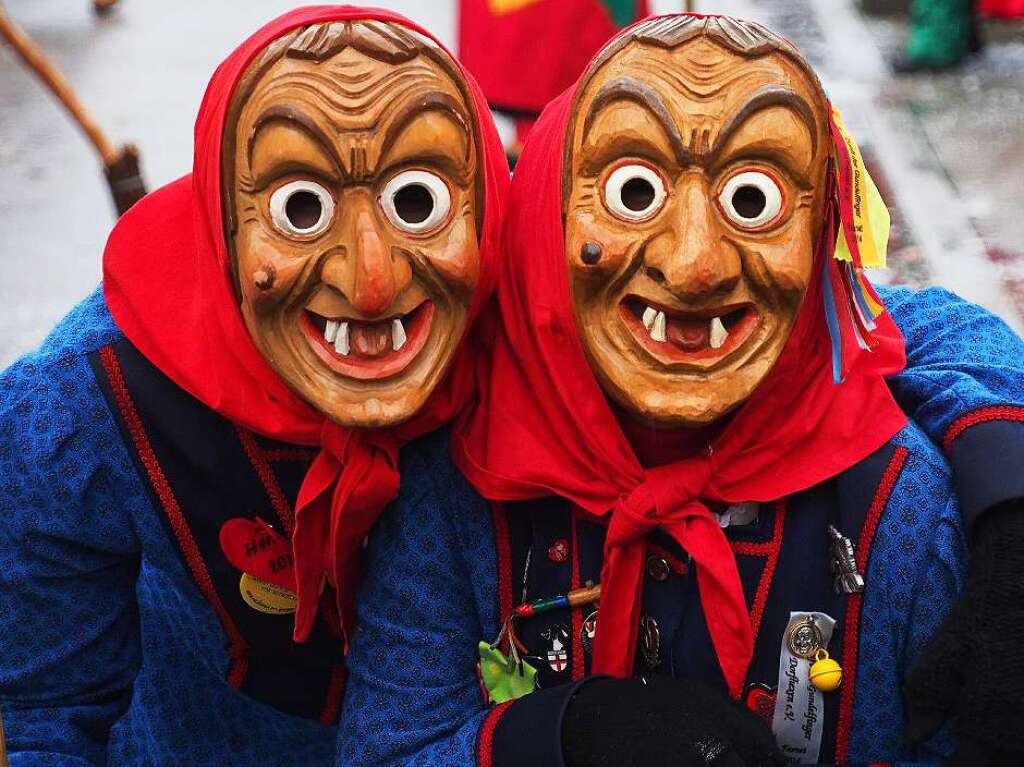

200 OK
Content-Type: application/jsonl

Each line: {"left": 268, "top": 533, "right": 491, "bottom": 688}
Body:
{"left": 0, "top": 5, "right": 146, "bottom": 216}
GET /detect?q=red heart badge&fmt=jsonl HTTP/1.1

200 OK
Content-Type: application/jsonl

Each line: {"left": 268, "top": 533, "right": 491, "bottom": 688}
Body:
{"left": 744, "top": 684, "right": 777, "bottom": 725}
{"left": 219, "top": 517, "right": 295, "bottom": 592}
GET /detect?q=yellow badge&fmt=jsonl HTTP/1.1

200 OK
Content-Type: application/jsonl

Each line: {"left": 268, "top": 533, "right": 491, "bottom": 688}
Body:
{"left": 239, "top": 572, "right": 297, "bottom": 615}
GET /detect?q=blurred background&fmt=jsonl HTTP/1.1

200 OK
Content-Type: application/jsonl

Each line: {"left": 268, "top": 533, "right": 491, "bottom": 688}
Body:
{"left": 1, "top": 0, "right": 1022, "bottom": 368}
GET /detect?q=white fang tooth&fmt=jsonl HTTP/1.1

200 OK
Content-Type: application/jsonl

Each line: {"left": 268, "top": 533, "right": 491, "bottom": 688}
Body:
{"left": 324, "top": 320, "right": 339, "bottom": 344}
{"left": 642, "top": 306, "right": 657, "bottom": 331}
{"left": 392, "top": 318, "right": 407, "bottom": 351}
{"left": 650, "top": 311, "right": 667, "bottom": 343}
{"left": 334, "top": 322, "right": 350, "bottom": 356}
{"left": 710, "top": 316, "right": 728, "bottom": 349}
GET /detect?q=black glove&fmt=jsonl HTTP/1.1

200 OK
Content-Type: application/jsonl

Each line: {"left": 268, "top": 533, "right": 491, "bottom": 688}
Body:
{"left": 905, "top": 500, "right": 1024, "bottom": 766}
{"left": 562, "top": 675, "right": 784, "bottom": 767}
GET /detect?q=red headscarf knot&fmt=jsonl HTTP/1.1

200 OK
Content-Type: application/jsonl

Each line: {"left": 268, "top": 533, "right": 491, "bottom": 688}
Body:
{"left": 598, "top": 457, "right": 751, "bottom": 696}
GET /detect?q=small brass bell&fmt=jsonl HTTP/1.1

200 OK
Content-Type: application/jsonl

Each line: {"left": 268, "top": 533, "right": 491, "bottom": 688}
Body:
{"left": 809, "top": 649, "right": 842, "bottom": 692}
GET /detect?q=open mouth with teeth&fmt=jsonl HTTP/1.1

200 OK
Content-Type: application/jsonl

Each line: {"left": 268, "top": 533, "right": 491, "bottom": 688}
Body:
{"left": 620, "top": 296, "right": 759, "bottom": 361}
{"left": 301, "top": 301, "right": 435, "bottom": 381}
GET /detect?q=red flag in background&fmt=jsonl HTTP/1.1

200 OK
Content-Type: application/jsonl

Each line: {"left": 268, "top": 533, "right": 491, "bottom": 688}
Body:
{"left": 459, "top": 0, "right": 648, "bottom": 153}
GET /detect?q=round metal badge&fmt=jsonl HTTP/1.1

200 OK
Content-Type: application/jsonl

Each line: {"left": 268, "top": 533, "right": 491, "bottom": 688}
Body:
{"left": 787, "top": 617, "right": 824, "bottom": 659}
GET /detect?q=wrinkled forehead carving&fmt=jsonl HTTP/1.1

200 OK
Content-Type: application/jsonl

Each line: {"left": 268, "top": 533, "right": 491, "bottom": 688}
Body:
{"left": 222, "top": 19, "right": 480, "bottom": 234}
{"left": 563, "top": 15, "right": 828, "bottom": 202}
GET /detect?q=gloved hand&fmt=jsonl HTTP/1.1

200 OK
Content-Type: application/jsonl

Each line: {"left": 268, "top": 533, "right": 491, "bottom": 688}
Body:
{"left": 562, "top": 675, "right": 784, "bottom": 767}
{"left": 905, "top": 500, "right": 1024, "bottom": 767}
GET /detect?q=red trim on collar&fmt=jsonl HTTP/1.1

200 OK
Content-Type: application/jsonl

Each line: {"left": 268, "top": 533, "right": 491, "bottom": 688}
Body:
{"left": 236, "top": 425, "right": 295, "bottom": 535}
{"left": 569, "top": 513, "right": 585, "bottom": 682}
{"left": 835, "top": 446, "right": 909, "bottom": 763}
{"left": 319, "top": 664, "right": 348, "bottom": 726}
{"left": 491, "top": 503, "right": 514, "bottom": 642}
{"left": 99, "top": 345, "right": 250, "bottom": 687}
{"left": 731, "top": 500, "right": 787, "bottom": 646}
{"left": 477, "top": 701, "right": 513, "bottom": 767}
{"left": 943, "top": 405, "right": 1024, "bottom": 451}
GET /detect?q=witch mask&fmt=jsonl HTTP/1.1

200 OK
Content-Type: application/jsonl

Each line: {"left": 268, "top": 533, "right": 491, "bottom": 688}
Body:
{"left": 564, "top": 17, "right": 833, "bottom": 428}
{"left": 224, "top": 21, "right": 481, "bottom": 428}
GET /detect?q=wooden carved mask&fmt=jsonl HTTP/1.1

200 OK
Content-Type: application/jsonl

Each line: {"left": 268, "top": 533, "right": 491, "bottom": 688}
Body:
{"left": 225, "top": 22, "right": 480, "bottom": 428}
{"left": 564, "top": 23, "right": 831, "bottom": 427}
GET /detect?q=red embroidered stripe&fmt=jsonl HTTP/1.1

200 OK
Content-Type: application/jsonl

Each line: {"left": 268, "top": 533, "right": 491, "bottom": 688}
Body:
{"left": 99, "top": 346, "right": 250, "bottom": 686}
{"left": 743, "top": 500, "right": 786, "bottom": 644}
{"left": 236, "top": 426, "right": 295, "bottom": 535}
{"left": 491, "top": 503, "right": 514, "bottom": 638}
{"left": 476, "top": 701, "right": 513, "bottom": 767}
{"left": 569, "top": 513, "right": 585, "bottom": 681}
{"left": 943, "top": 405, "right": 1024, "bottom": 451}
{"left": 319, "top": 664, "right": 348, "bottom": 725}
{"left": 834, "top": 446, "right": 909, "bottom": 764}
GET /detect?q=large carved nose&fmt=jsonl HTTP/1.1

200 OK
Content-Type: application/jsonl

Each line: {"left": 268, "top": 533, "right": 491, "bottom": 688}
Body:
{"left": 321, "top": 196, "right": 410, "bottom": 317}
{"left": 643, "top": 175, "right": 741, "bottom": 301}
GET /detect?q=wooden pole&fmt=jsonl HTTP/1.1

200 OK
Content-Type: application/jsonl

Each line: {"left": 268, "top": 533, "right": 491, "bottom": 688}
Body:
{"left": 0, "top": 6, "right": 117, "bottom": 163}
{"left": 0, "top": 6, "right": 146, "bottom": 214}
{"left": 685, "top": 0, "right": 696, "bottom": 11}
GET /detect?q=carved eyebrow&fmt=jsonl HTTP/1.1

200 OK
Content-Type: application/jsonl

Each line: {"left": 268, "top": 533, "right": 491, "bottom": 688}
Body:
{"left": 248, "top": 104, "right": 340, "bottom": 174}
{"left": 380, "top": 91, "right": 473, "bottom": 165}
{"left": 713, "top": 86, "right": 819, "bottom": 157}
{"left": 583, "top": 77, "right": 692, "bottom": 165}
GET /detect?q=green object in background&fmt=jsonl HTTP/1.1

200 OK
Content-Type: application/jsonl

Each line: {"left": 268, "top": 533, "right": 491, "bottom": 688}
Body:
{"left": 478, "top": 641, "right": 538, "bottom": 704}
{"left": 905, "top": 0, "right": 974, "bottom": 67}
{"left": 600, "top": 0, "right": 641, "bottom": 28}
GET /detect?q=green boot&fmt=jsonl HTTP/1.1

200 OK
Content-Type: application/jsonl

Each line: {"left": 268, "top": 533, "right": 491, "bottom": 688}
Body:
{"left": 898, "top": 0, "right": 974, "bottom": 71}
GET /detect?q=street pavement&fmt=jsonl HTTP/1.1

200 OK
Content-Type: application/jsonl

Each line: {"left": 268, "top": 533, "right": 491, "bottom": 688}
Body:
{"left": 0, "top": 0, "right": 1022, "bottom": 367}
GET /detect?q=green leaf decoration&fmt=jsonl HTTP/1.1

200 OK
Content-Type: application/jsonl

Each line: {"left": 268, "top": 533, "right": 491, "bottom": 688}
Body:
{"left": 478, "top": 641, "right": 538, "bottom": 704}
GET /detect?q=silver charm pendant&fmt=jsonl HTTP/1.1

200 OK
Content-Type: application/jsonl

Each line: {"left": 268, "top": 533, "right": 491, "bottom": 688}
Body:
{"left": 828, "top": 525, "right": 865, "bottom": 594}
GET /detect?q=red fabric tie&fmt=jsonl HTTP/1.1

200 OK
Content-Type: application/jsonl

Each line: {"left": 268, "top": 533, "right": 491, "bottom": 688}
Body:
{"left": 595, "top": 458, "right": 752, "bottom": 697}
{"left": 291, "top": 425, "right": 400, "bottom": 643}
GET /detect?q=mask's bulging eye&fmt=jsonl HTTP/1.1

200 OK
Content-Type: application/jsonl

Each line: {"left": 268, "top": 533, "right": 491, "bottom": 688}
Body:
{"left": 380, "top": 170, "right": 452, "bottom": 234}
{"left": 718, "top": 171, "right": 784, "bottom": 229}
{"left": 269, "top": 180, "right": 335, "bottom": 238}
{"left": 603, "top": 163, "right": 668, "bottom": 222}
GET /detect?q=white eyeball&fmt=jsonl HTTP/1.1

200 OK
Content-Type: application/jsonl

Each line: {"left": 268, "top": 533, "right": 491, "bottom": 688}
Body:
{"left": 379, "top": 170, "right": 452, "bottom": 234}
{"left": 718, "top": 171, "right": 784, "bottom": 229}
{"left": 268, "top": 180, "right": 335, "bottom": 238}
{"left": 602, "top": 163, "right": 668, "bottom": 222}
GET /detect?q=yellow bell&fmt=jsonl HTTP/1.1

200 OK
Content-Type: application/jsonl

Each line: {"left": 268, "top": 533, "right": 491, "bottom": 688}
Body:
{"left": 809, "top": 650, "right": 843, "bottom": 692}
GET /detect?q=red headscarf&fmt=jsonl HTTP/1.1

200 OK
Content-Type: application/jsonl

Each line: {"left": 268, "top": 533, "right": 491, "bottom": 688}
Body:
{"left": 103, "top": 6, "right": 508, "bottom": 643}
{"left": 453, "top": 18, "right": 906, "bottom": 697}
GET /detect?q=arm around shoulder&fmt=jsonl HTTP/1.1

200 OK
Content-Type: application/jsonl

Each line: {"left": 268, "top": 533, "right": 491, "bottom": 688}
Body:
{"left": 0, "top": 354, "right": 142, "bottom": 766}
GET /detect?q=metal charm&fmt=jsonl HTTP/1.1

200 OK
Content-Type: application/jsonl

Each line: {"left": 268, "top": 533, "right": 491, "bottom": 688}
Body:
{"left": 540, "top": 625, "right": 570, "bottom": 673}
{"left": 639, "top": 614, "right": 661, "bottom": 669}
{"left": 828, "top": 525, "right": 865, "bottom": 594}
{"left": 581, "top": 610, "right": 598, "bottom": 654}
{"left": 786, "top": 616, "right": 824, "bottom": 659}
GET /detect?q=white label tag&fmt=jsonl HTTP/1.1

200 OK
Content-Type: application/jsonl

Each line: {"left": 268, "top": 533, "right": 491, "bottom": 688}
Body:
{"left": 771, "top": 611, "right": 836, "bottom": 765}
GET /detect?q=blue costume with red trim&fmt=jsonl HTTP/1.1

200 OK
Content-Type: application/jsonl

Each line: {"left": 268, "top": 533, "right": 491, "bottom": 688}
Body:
{"left": 334, "top": 283, "right": 1024, "bottom": 767}
{"left": 1, "top": 283, "right": 1022, "bottom": 766}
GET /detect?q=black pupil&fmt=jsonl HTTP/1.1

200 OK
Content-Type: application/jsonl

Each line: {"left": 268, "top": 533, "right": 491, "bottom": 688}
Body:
{"left": 732, "top": 185, "right": 767, "bottom": 219}
{"left": 394, "top": 183, "right": 434, "bottom": 224}
{"left": 285, "top": 190, "right": 323, "bottom": 230}
{"left": 621, "top": 177, "right": 656, "bottom": 212}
